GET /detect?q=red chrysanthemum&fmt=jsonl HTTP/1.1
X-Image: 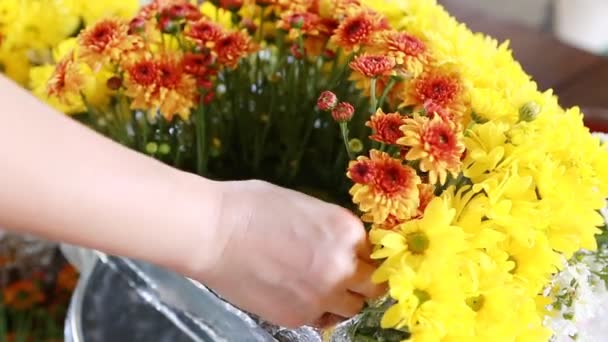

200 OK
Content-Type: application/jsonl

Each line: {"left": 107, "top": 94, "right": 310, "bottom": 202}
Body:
{"left": 215, "top": 31, "right": 257, "bottom": 68}
{"left": 349, "top": 54, "right": 395, "bottom": 78}
{"left": 367, "top": 109, "right": 404, "bottom": 145}
{"left": 128, "top": 59, "right": 159, "bottom": 86}
{"left": 78, "top": 18, "right": 141, "bottom": 69}
{"left": 219, "top": 0, "right": 244, "bottom": 11}
{"left": 182, "top": 52, "right": 214, "bottom": 77}
{"left": 398, "top": 114, "right": 465, "bottom": 185}
{"left": 332, "top": 10, "right": 385, "bottom": 52}
{"left": 185, "top": 20, "right": 224, "bottom": 47}
{"left": 164, "top": 2, "right": 202, "bottom": 21}
{"left": 414, "top": 73, "right": 461, "bottom": 107}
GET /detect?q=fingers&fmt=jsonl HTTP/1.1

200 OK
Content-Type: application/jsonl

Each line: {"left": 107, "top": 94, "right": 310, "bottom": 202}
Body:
{"left": 311, "top": 313, "right": 345, "bottom": 329}
{"left": 347, "top": 259, "right": 387, "bottom": 299}
{"left": 326, "top": 290, "right": 365, "bottom": 318}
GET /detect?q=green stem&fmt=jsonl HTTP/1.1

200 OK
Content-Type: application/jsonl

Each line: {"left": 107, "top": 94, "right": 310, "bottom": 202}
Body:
{"left": 377, "top": 77, "right": 397, "bottom": 110}
{"left": 195, "top": 103, "right": 208, "bottom": 175}
{"left": 369, "top": 78, "right": 378, "bottom": 114}
{"left": 340, "top": 122, "right": 354, "bottom": 160}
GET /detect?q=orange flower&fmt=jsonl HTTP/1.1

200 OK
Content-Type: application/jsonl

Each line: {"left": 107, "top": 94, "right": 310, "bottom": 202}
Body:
{"left": 366, "top": 109, "right": 404, "bottom": 145}
{"left": 373, "top": 31, "right": 429, "bottom": 76}
{"left": 398, "top": 114, "right": 465, "bottom": 185}
{"left": 349, "top": 55, "right": 395, "bottom": 78}
{"left": 215, "top": 31, "right": 257, "bottom": 68}
{"left": 124, "top": 54, "right": 198, "bottom": 121}
{"left": 157, "top": 55, "right": 198, "bottom": 120}
{"left": 331, "top": 10, "right": 386, "bottom": 52}
{"left": 3, "top": 280, "right": 45, "bottom": 310}
{"left": 57, "top": 264, "right": 79, "bottom": 292}
{"left": 47, "top": 53, "right": 86, "bottom": 105}
{"left": 185, "top": 20, "right": 224, "bottom": 48}
{"left": 77, "top": 18, "right": 142, "bottom": 69}
{"left": 348, "top": 150, "right": 420, "bottom": 223}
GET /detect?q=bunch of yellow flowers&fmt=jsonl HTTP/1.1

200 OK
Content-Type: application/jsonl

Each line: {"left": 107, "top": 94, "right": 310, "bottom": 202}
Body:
{"left": 0, "top": 0, "right": 138, "bottom": 86}
{"left": 333, "top": 0, "right": 608, "bottom": 341}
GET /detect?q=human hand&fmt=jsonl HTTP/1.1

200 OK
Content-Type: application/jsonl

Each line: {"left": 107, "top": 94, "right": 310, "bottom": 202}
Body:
{"left": 194, "top": 180, "right": 384, "bottom": 328}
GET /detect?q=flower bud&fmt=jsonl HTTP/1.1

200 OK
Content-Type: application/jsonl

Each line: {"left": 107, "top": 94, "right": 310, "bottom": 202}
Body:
{"left": 159, "top": 143, "right": 171, "bottom": 155}
{"left": 290, "top": 44, "right": 305, "bottom": 59}
{"left": 158, "top": 16, "right": 178, "bottom": 34}
{"left": 128, "top": 17, "right": 146, "bottom": 35}
{"left": 317, "top": 91, "right": 338, "bottom": 111}
{"left": 332, "top": 102, "right": 355, "bottom": 123}
{"left": 322, "top": 49, "right": 336, "bottom": 60}
{"left": 145, "top": 142, "right": 158, "bottom": 154}
{"left": 349, "top": 138, "right": 363, "bottom": 153}
{"left": 290, "top": 14, "right": 305, "bottom": 29}
{"left": 519, "top": 101, "right": 541, "bottom": 122}
{"left": 106, "top": 76, "right": 122, "bottom": 90}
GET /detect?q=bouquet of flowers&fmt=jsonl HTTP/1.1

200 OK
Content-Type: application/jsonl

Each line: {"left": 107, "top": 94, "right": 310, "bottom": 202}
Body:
{"left": 13, "top": 0, "right": 608, "bottom": 340}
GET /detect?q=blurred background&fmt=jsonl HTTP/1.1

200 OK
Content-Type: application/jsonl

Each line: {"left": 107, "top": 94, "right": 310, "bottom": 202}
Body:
{"left": 450, "top": 0, "right": 608, "bottom": 54}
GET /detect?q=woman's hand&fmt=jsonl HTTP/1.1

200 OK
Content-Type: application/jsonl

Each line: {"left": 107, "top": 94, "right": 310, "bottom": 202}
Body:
{"left": 193, "top": 180, "right": 384, "bottom": 328}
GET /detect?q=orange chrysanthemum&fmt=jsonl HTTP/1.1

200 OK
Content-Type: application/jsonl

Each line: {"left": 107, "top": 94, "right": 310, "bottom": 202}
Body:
{"left": 349, "top": 54, "right": 395, "bottom": 78}
{"left": 185, "top": 20, "right": 224, "bottom": 48}
{"left": 124, "top": 55, "right": 198, "bottom": 121}
{"left": 402, "top": 70, "right": 468, "bottom": 122}
{"left": 398, "top": 114, "right": 465, "bottom": 185}
{"left": 47, "top": 53, "right": 86, "bottom": 105}
{"left": 3, "top": 280, "right": 45, "bottom": 310}
{"left": 348, "top": 150, "right": 421, "bottom": 224}
{"left": 373, "top": 31, "right": 429, "bottom": 77}
{"left": 367, "top": 109, "right": 404, "bottom": 145}
{"left": 215, "top": 31, "right": 257, "bottom": 69}
{"left": 331, "top": 10, "right": 386, "bottom": 52}
{"left": 77, "top": 19, "right": 142, "bottom": 69}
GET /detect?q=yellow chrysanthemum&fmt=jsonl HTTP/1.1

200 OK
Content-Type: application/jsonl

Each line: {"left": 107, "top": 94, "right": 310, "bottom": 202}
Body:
{"left": 371, "top": 197, "right": 467, "bottom": 273}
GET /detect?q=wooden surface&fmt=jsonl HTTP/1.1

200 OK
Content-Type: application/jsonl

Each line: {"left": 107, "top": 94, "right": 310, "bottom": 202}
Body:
{"left": 439, "top": 0, "right": 608, "bottom": 110}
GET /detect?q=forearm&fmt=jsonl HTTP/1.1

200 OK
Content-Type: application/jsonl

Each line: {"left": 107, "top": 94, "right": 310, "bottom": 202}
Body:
{"left": 0, "top": 75, "right": 220, "bottom": 275}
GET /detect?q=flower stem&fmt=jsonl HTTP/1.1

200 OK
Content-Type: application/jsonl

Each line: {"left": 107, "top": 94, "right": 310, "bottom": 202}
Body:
{"left": 377, "top": 77, "right": 397, "bottom": 110}
{"left": 340, "top": 122, "right": 354, "bottom": 160}
{"left": 195, "top": 103, "right": 208, "bottom": 175}
{"left": 370, "top": 77, "right": 378, "bottom": 114}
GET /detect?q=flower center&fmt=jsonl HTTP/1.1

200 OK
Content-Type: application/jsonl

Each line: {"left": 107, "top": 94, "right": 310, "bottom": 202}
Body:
{"left": 508, "top": 256, "right": 518, "bottom": 274}
{"left": 413, "top": 289, "right": 430, "bottom": 306}
{"left": 406, "top": 231, "right": 429, "bottom": 254}
{"left": 466, "top": 295, "right": 485, "bottom": 312}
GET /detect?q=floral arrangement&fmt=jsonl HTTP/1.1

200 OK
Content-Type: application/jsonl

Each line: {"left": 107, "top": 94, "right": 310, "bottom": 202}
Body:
{"left": 2, "top": 0, "right": 608, "bottom": 341}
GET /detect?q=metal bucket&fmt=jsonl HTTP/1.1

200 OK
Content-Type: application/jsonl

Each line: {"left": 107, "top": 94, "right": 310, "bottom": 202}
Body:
{"left": 62, "top": 246, "right": 340, "bottom": 342}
